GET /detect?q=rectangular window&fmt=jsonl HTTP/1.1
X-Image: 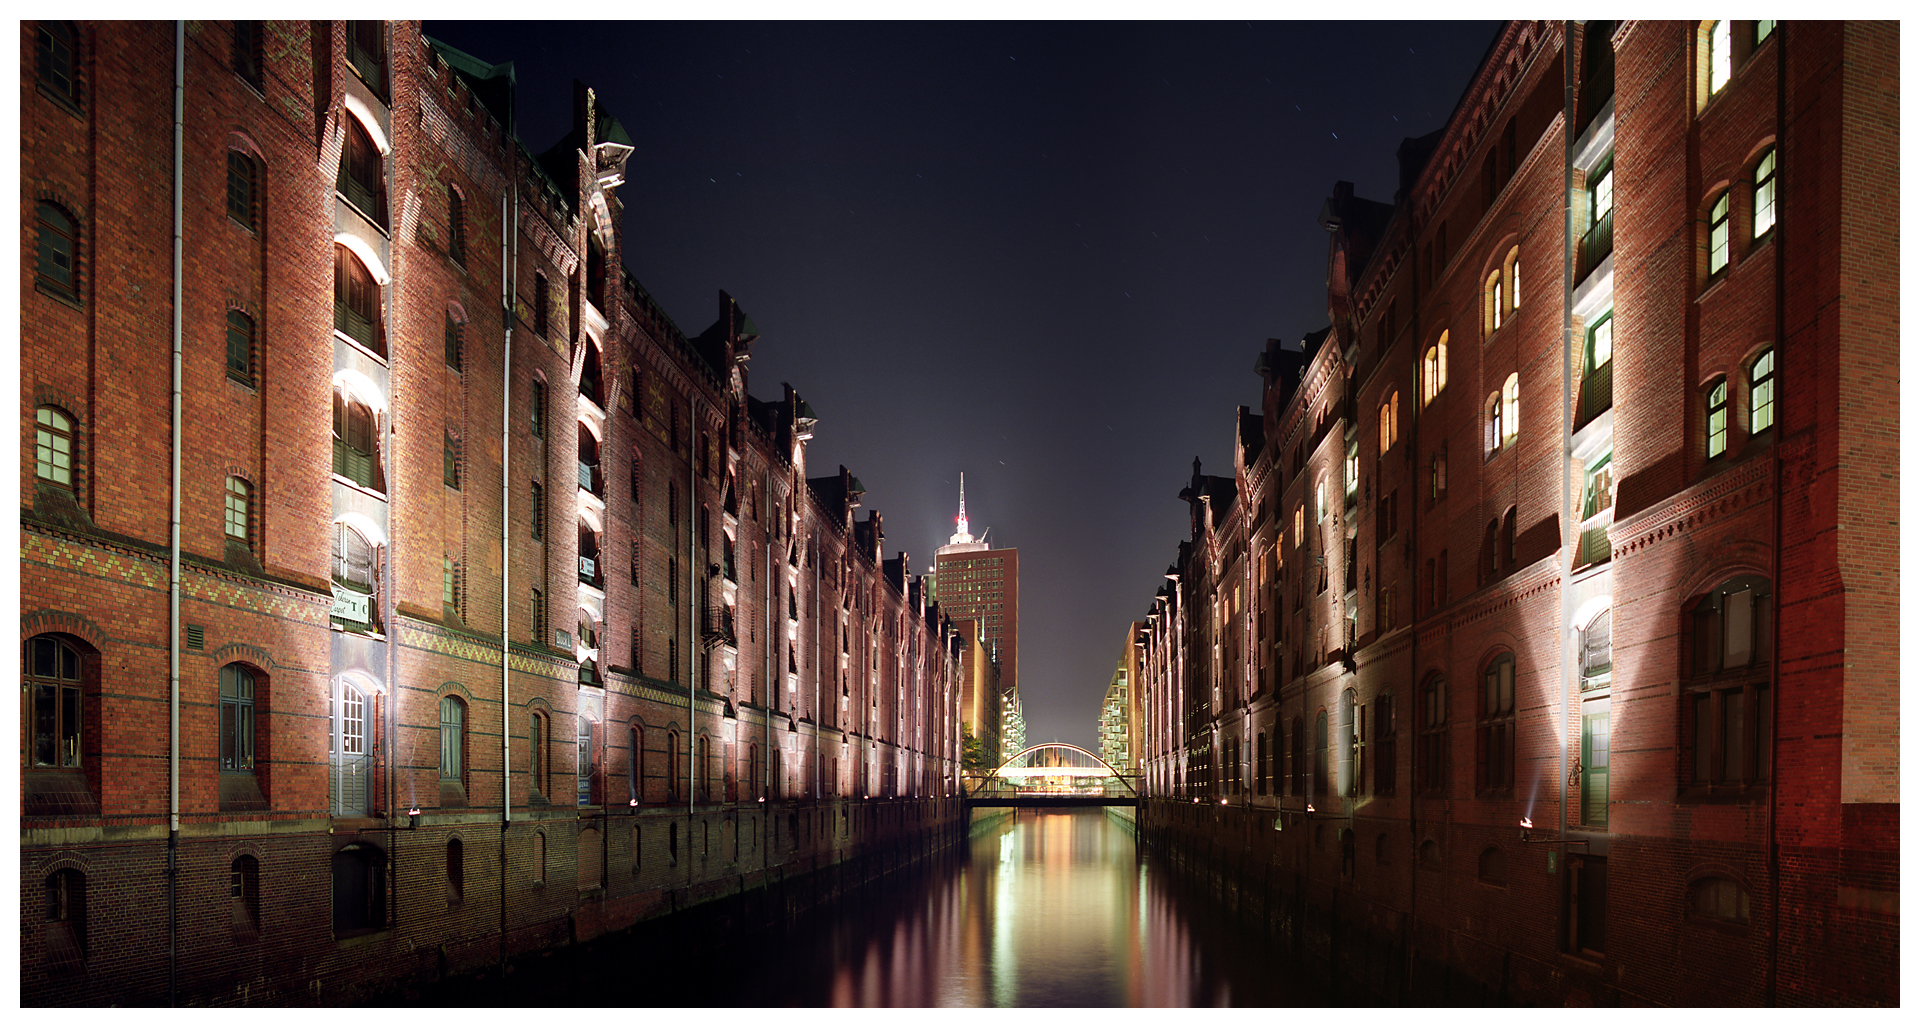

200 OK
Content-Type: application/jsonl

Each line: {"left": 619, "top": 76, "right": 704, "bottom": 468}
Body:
{"left": 530, "top": 481, "right": 544, "bottom": 539}
{"left": 530, "top": 588, "right": 545, "bottom": 642}
{"left": 1708, "top": 20, "right": 1731, "bottom": 96}
{"left": 226, "top": 150, "right": 255, "bottom": 229}
{"left": 530, "top": 380, "right": 546, "bottom": 437}
{"left": 443, "top": 430, "right": 460, "bottom": 489}
{"left": 1344, "top": 440, "right": 1358, "bottom": 499}
{"left": 226, "top": 310, "right": 254, "bottom": 382}
{"left": 440, "top": 697, "right": 464, "bottom": 782}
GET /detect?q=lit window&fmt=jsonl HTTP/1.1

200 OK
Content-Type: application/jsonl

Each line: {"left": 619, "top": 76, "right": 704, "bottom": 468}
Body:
{"left": 225, "top": 476, "right": 250, "bottom": 542}
{"left": 219, "top": 664, "right": 255, "bottom": 770}
{"left": 1592, "top": 163, "right": 1614, "bottom": 220}
{"left": 1753, "top": 149, "right": 1776, "bottom": 237}
{"left": 1691, "top": 877, "right": 1751, "bottom": 923}
{"left": 1487, "top": 394, "right": 1504, "bottom": 456}
{"left": 1422, "top": 332, "right": 1448, "bottom": 404}
{"left": 1511, "top": 259, "right": 1520, "bottom": 311}
{"left": 1706, "top": 379, "right": 1729, "bottom": 457}
{"left": 1501, "top": 374, "right": 1519, "bottom": 446}
{"left": 35, "top": 406, "right": 75, "bottom": 486}
{"left": 1589, "top": 316, "right": 1613, "bottom": 370}
{"left": 1749, "top": 349, "right": 1775, "bottom": 432}
{"left": 1708, "top": 192, "right": 1731, "bottom": 275}
{"left": 1755, "top": 20, "right": 1775, "bottom": 46}
{"left": 1343, "top": 440, "right": 1358, "bottom": 498}
{"left": 1491, "top": 272, "right": 1504, "bottom": 330}
{"left": 1707, "top": 20, "right": 1731, "bottom": 96}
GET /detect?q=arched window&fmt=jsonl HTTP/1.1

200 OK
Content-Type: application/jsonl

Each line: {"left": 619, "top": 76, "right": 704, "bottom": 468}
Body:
{"left": 35, "top": 202, "right": 78, "bottom": 299}
{"left": 1707, "top": 191, "right": 1731, "bottom": 275}
{"left": 331, "top": 843, "right": 385, "bottom": 934}
{"left": 698, "top": 733, "right": 712, "bottom": 801}
{"left": 445, "top": 839, "right": 464, "bottom": 904}
{"left": 225, "top": 476, "right": 251, "bottom": 546}
{"left": 333, "top": 244, "right": 382, "bottom": 353}
{"left": 439, "top": 696, "right": 465, "bottom": 785}
{"left": 1581, "top": 609, "right": 1613, "bottom": 691}
{"left": 227, "top": 149, "right": 259, "bottom": 231}
{"left": 1419, "top": 839, "right": 1441, "bottom": 867}
{"left": 629, "top": 726, "right": 642, "bottom": 803}
{"left": 444, "top": 312, "right": 464, "bottom": 370}
{"left": 578, "top": 519, "right": 600, "bottom": 586}
{"left": 1485, "top": 392, "right": 1504, "bottom": 457}
{"left": 533, "top": 831, "right": 547, "bottom": 885}
{"left": 1501, "top": 374, "right": 1520, "bottom": 447}
{"left": 1687, "top": 576, "right": 1773, "bottom": 788}
{"left": 1749, "top": 348, "right": 1776, "bottom": 434}
{"left": 1706, "top": 378, "right": 1730, "bottom": 457}
{"left": 1478, "top": 845, "right": 1508, "bottom": 884}
{"left": 35, "top": 406, "right": 76, "bottom": 487}
{"left": 1500, "top": 506, "right": 1518, "bottom": 571}
{"left": 219, "top": 664, "right": 256, "bottom": 771}
{"left": 1417, "top": 674, "right": 1447, "bottom": 794}
{"left": 230, "top": 854, "right": 260, "bottom": 929}
{"left": 1422, "top": 332, "right": 1448, "bottom": 404}
{"left": 336, "top": 115, "right": 384, "bottom": 224}
{"left": 27, "top": 635, "right": 85, "bottom": 769}
{"left": 667, "top": 730, "right": 681, "bottom": 800}
{"left": 1373, "top": 692, "right": 1397, "bottom": 796}
{"left": 577, "top": 714, "right": 597, "bottom": 806}
{"left": 1478, "top": 653, "right": 1516, "bottom": 793}
{"left": 1486, "top": 268, "right": 1504, "bottom": 332}
{"left": 1690, "top": 876, "right": 1750, "bottom": 924}
{"left": 226, "top": 309, "right": 255, "bottom": 383}
{"left": 1753, "top": 149, "right": 1777, "bottom": 237}
{"left": 529, "top": 711, "right": 547, "bottom": 798}
{"left": 44, "top": 868, "right": 86, "bottom": 971}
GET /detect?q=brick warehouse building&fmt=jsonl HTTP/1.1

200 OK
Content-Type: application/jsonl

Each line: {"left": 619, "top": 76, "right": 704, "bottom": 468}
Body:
{"left": 22, "top": 21, "right": 967, "bottom": 1005}
{"left": 1134, "top": 21, "right": 1897, "bottom": 1005}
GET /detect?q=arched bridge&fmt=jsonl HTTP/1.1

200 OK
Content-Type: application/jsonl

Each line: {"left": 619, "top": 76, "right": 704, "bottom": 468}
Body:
{"left": 963, "top": 742, "right": 1140, "bottom": 807}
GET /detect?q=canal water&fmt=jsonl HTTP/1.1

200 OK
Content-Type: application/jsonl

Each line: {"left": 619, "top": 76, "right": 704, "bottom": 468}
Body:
{"left": 406, "top": 808, "right": 1329, "bottom": 1006}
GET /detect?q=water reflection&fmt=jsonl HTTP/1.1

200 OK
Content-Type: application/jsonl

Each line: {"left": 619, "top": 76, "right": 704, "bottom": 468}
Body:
{"left": 403, "top": 809, "right": 1323, "bottom": 1007}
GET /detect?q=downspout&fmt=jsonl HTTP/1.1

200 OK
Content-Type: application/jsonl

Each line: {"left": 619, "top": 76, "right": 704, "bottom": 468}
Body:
{"left": 383, "top": 28, "right": 402, "bottom": 931}
{"left": 687, "top": 421, "right": 696, "bottom": 823}
{"left": 1559, "top": 20, "right": 1578, "bottom": 883}
{"left": 168, "top": 18, "right": 184, "bottom": 1008}
{"left": 499, "top": 141, "right": 519, "bottom": 972}
{"left": 1765, "top": 20, "right": 1787, "bottom": 1006}
{"left": 765, "top": 531, "right": 773, "bottom": 863}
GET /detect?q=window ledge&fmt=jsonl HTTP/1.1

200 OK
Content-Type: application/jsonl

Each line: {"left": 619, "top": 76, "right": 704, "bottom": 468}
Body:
{"left": 1677, "top": 784, "right": 1770, "bottom": 804}
{"left": 233, "top": 72, "right": 265, "bottom": 101}
{"left": 35, "top": 280, "right": 84, "bottom": 311}
{"left": 334, "top": 328, "right": 389, "bottom": 365}
{"left": 228, "top": 214, "right": 258, "bottom": 237}
{"left": 37, "top": 81, "right": 83, "bottom": 119}
{"left": 330, "top": 473, "right": 387, "bottom": 502}
{"left": 1696, "top": 269, "right": 1732, "bottom": 303}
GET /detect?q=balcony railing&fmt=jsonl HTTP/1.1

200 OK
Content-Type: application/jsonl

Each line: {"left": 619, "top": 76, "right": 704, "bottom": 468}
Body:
{"left": 701, "top": 606, "right": 736, "bottom": 650}
{"left": 1581, "top": 211, "right": 1614, "bottom": 281}
{"left": 1577, "top": 360, "right": 1614, "bottom": 429}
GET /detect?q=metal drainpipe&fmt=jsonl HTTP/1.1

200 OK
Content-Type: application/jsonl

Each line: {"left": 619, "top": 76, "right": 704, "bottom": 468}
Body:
{"left": 499, "top": 151, "right": 519, "bottom": 972}
{"left": 168, "top": 19, "right": 184, "bottom": 1008}
{"left": 687, "top": 420, "right": 696, "bottom": 824}
{"left": 1765, "top": 21, "right": 1787, "bottom": 1005}
{"left": 1559, "top": 20, "right": 1578, "bottom": 885}
{"left": 383, "top": 39, "right": 402, "bottom": 929}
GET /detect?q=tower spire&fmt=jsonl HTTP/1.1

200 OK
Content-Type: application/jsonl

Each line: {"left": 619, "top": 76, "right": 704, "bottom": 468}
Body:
{"left": 957, "top": 473, "right": 969, "bottom": 537}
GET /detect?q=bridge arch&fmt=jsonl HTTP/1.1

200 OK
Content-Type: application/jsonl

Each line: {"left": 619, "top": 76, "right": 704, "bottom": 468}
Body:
{"left": 989, "top": 742, "right": 1136, "bottom": 794}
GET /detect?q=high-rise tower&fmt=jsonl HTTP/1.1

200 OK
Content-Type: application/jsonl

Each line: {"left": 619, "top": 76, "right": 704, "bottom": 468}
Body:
{"left": 931, "top": 476, "right": 1022, "bottom": 759}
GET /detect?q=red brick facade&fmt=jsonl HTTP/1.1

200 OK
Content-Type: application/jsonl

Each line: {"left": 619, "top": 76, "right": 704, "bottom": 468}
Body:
{"left": 1137, "top": 21, "right": 1897, "bottom": 1005}
{"left": 22, "top": 21, "right": 965, "bottom": 1005}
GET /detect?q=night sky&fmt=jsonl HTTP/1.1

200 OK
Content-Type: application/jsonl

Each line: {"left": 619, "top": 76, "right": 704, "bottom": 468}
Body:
{"left": 427, "top": 19, "right": 1501, "bottom": 752}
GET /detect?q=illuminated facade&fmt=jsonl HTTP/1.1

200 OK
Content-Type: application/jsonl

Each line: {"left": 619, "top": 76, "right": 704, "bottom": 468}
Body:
{"left": 1097, "top": 622, "right": 1146, "bottom": 773}
{"left": 21, "top": 20, "right": 966, "bottom": 1005}
{"left": 1136, "top": 21, "right": 1897, "bottom": 1005}
{"left": 930, "top": 481, "right": 1023, "bottom": 763}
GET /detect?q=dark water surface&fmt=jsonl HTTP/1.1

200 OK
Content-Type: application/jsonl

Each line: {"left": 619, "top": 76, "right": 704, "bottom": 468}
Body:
{"left": 406, "top": 809, "right": 1328, "bottom": 1007}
